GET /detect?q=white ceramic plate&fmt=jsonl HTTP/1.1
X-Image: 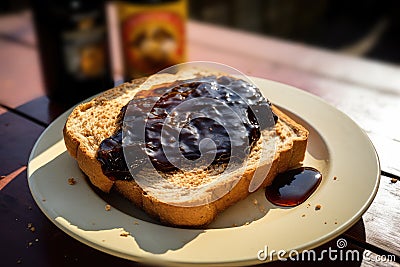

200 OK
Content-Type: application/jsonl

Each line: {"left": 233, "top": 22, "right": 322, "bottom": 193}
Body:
{"left": 28, "top": 78, "right": 380, "bottom": 266}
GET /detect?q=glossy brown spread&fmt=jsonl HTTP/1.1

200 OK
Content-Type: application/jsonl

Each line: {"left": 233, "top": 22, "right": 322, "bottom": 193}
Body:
{"left": 96, "top": 75, "right": 277, "bottom": 181}
{"left": 265, "top": 167, "right": 322, "bottom": 206}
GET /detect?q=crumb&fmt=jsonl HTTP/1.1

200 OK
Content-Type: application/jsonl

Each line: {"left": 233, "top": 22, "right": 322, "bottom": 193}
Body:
{"left": 258, "top": 206, "right": 267, "bottom": 213}
{"left": 42, "top": 199, "right": 46, "bottom": 202}
{"left": 27, "top": 223, "right": 35, "bottom": 232}
{"left": 244, "top": 222, "right": 250, "bottom": 226}
{"left": 133, "top": 221, "right": 139, "bottom": 225}
{"left": 333, "top": 176, "right": 337, "bottom": 180}
{"left": 35, "top": 238, "right": 39, "bottom": 242}
{"left": 334, "top": 222, "right": 338, "bottom": 225}
{"left": 391, "top": 178, "right": 397, "bottom": 183}
{"left": 232, "top": 223, "right": 238, "bottom": 227}
{"left": 28, "top": 242, "right": 33, "bottom": 247}
{"left": 301, "top": 214, "right": 306, "bottom": 218}
{"left": 324, "top": 222, "right": 327, "bottom": 224}
{"left": 253, "top": 199, "right": 258, "bottom": 205}
{"left": 0, "top": 175, "right": 5, "bottom": 180}
{"left": 105, "top": 204, "right": 111, "bottom": 211}
{"left": 120, "top": 231, "right": 130, "bottom": 237}
{"left": 68, "top": 177, "right": 76, "bottom": 185}
{"left": 17, "top": 259, "right": 22, "bottom": 264}
{"left": 315, "top": 204, "right": 322, "bottom": 211}
{"left": 102, "top": 240, "right": 106, "bottom": 242}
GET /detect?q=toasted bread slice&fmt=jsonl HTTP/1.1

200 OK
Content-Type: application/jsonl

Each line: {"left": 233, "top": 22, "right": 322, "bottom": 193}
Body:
{"left": 63, "top": 73, "right": 308, "bottom": 227}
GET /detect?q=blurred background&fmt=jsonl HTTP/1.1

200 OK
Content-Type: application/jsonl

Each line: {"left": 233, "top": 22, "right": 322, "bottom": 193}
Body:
{"left": 1, "top": 0, "right": 399, "bottom": 64}
{"left": 189, "top": 0, "right": 400, "bottom": 64}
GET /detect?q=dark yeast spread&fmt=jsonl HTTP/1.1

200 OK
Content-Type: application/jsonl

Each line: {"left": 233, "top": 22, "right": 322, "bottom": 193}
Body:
{"left": 265, "top": 167, "right": 322, "bottom": 207}
{"left": 96, "top": 75, "right": 277, "bottom": 181}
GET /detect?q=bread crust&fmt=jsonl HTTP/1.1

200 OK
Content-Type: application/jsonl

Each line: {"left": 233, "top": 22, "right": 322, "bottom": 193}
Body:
{"left": 63, "top": 76, "right": 308, "bottom": 227}
{"left": 64, "top": 113, "right": 115, "bottom": 193}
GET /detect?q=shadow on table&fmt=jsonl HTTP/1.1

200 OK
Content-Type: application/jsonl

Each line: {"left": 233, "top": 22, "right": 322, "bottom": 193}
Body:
{"left": 15, "top": 96, "right": 71, "bottom": 126}
{"left": 15, "top": 82, "right": 147, "bottom": 127}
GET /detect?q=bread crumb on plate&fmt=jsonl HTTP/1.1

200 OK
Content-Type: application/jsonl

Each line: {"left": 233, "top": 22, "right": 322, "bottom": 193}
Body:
{"left": 27, "top": 223, "right": 35, "bottom": 232}
{"left": 120, "top": 231, "right": 130, "bottom": 237}
{"left": 68, "top": 177, "right": 76, "bottom": 185}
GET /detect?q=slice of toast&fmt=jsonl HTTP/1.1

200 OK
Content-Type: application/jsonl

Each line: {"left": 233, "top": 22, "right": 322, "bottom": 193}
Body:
{"left": 63, "top": 72, "right": 308, "bottom": 227}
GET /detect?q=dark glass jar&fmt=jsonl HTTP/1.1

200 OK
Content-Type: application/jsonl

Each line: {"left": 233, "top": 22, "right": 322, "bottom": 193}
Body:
{"left": 31, "top": 0, "right": 114, "bottom": 105}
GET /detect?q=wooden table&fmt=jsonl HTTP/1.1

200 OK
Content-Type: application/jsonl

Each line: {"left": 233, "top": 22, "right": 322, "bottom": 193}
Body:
{"left": 0, "top": 10, "right": 399, "bottom": 267}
